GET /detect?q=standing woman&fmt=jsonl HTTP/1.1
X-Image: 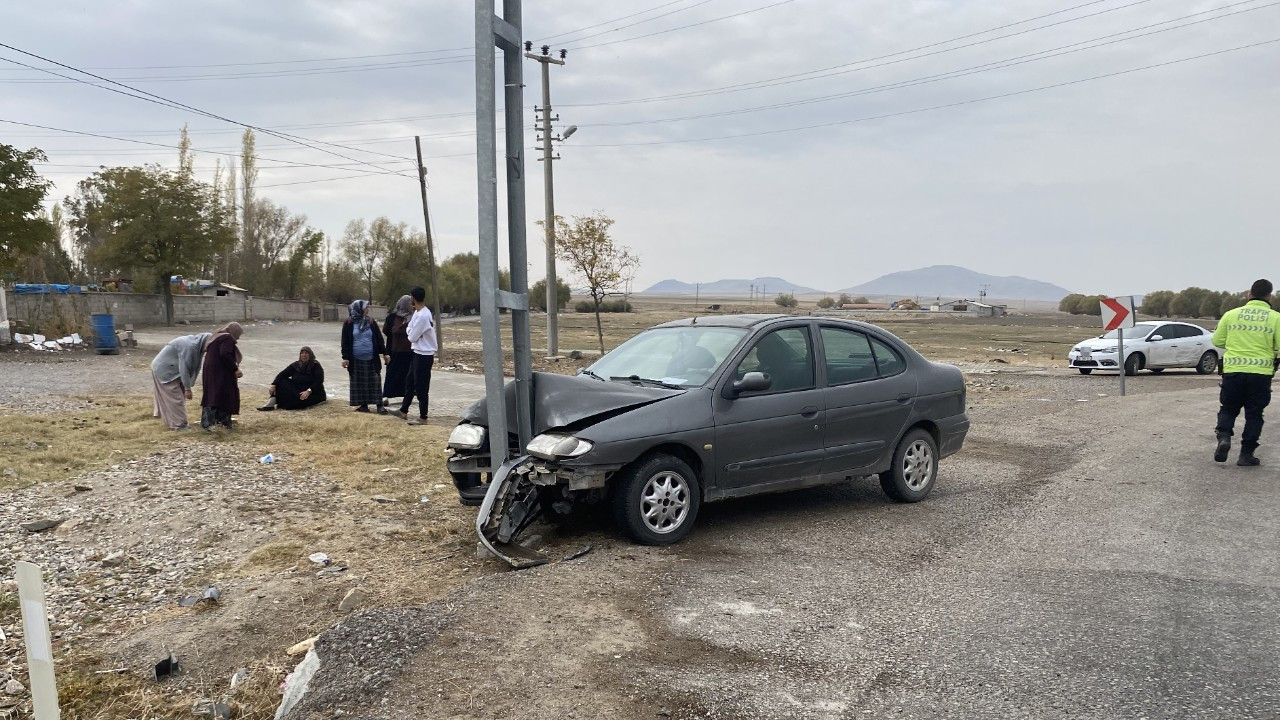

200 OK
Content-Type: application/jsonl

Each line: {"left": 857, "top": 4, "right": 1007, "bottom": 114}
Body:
{"left": 382, "top": 294, "right": 414, "bottom": 407}
{"left": 201, "top": 322, "right": 244, "bottom": 431}
{"left": 151, "top": 332, "right": 212, "bottom": 430}
{"left": 341, "top": 300, "right": 388, "bottom": 413}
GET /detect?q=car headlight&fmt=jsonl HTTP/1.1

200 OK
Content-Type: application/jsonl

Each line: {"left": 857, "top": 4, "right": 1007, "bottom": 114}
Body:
{"left": 526, "top": 432, "right": 594, "bottom": 461}
{"left": 1100, "top": 346, "right": 1119, "bottom": 353}
{"left": 447, "top": 424, "right": 487, "bottom": 451}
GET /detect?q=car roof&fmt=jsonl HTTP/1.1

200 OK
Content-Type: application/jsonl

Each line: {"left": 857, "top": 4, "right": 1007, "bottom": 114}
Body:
{"left": 653, "top": 314, "right": 788, "bottom": 329}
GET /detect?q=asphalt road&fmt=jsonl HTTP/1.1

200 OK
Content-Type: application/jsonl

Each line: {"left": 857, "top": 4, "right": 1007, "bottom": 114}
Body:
{"left": 285, "top": 381, "right": 1280, "bottom": 719}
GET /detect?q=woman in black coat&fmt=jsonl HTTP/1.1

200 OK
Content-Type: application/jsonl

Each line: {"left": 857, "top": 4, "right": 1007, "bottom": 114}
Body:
{"left": 341, "top": 300, "right": 389, "bottom": 413}
{"left": 258, "top": 346, "right": 327, "bottom": 411}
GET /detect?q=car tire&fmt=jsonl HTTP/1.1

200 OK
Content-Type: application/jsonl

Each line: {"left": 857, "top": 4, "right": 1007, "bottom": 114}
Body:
{"left": 1149, "top": 368, "right": 1164, "bottom": 374}
{"left": 1078, "top": 368, "right": 1093, "bottom": 375}
{"left": 612, "top": 453, "right": 700, "bottom": 545}
{"left": 880, "top": 429, "right": 939, "bottom": 503}
{"left": 1196, "top": 351, "right": 1217, "bottom": 375}
{"left": 1124, "top": 353, "right": 1142, "bottom": 376}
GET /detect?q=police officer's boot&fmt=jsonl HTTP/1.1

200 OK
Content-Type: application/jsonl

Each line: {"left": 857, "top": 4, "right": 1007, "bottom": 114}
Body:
{"left": 1237, "top": 448, "right": 1261, "bottom": 467}
{"left": 1214, "top": 432, "right": 1232, "bottom": 463}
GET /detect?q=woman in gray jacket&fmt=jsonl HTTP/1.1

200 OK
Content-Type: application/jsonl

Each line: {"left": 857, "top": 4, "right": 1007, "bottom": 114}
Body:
{"left": 150, "top": 333, "right": 211, "bottom": 430}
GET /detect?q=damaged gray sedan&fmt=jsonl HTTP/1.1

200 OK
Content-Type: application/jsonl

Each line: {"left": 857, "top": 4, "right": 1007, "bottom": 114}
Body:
{"left": 448, "top": 314, "right": 968, "bottom": 564}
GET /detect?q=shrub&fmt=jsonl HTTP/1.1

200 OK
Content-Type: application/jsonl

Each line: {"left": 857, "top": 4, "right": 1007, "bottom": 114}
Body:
{"left": 774, "top": 293, "right": 798, "bottom": 308}
{"left": 816, "top": 297, "right": 835, "bottom": 309}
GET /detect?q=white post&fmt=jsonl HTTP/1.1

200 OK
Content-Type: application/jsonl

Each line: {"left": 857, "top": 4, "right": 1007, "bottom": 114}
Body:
{"left": 17, "top": 561, "right": 60, "bottom": 720}
{"left": 0, "top": 282, "right": 10, "bottom": 344}
{"left": 1118, "top": 328, "right": 1126, "bottom": 397}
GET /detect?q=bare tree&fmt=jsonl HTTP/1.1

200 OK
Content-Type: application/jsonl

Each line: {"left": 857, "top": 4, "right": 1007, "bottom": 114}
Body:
{"left": 543, "top": 211, "right": 637, "bottom": 353}
{"left": 341, "top": 218, "right": 384, "bottom": 302}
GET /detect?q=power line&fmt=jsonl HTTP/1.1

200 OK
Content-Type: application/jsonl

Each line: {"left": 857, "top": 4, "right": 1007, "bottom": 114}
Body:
{"left": 0, "top": 43, "right": 414, "bottom": 176}
{"left": 0, "top": 53, "right": 479, "bottom": 84}
{"left": 534, "top": 0, "right": 694, "bottom": 43}
{"left": 575, "top": 0, "right": 1277, "bottom": 129}
{"left": 562, "top": 0, "right": 794, "bottom": 51}
{"left": 571, "top": 37, "right": 1280, "bottom": 147}
{"left": 559, "top": 0, "right": 1156, "bottom": 107}
{"left": 543, "top": 0, "right": 717, "bottom": 47}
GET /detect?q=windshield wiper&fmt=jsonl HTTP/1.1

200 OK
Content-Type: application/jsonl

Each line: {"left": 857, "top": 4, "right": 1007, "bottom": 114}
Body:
{"left": 579, "top": 369, "right": 606, "bottom": 382}
{"left": 610, "top": 375, "right": 682, "bottom": 390}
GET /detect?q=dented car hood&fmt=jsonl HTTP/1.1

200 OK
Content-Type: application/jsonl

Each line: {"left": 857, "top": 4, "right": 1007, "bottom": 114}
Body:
{"left": 462, "top": 371, "right": 685, "bottom": 434}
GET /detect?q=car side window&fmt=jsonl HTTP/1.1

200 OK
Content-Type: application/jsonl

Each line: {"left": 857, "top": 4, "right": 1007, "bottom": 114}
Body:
{"left": 820, "top": 327, "right": 877, "bottom": 384}
{"left": 1153, "top": 325, "right": 1178, "bottom": 340}
{"left": 735, "top": 327, "right": 814, "bottom": 393}
{"left": 870, "top": 338, "right": 907, "bottom": 377}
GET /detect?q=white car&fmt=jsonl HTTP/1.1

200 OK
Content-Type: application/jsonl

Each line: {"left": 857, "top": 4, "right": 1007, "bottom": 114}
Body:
{"left": 1067, "top": 321, "right": 1220, "bottom": 376}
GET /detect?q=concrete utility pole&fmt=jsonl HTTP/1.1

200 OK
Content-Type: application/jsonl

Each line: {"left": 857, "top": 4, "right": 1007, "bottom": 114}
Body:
{"left": 525, "top": 42, "right": 570, "bottom": 358}
{"left": 414, "top": 136, "right": 444, "bottom": 354}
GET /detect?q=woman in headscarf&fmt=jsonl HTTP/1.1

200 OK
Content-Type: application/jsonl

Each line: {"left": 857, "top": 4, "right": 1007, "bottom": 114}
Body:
{"left": 258, "top": 346, "right": 327, "bottom": 411}
{"left": 381, "top": 294, "right": 414, "bottom": 406}
{"left": 150, "top": 332, "right": 212, "bottom": 430}
{"left": 200, "top": 322, "right": 244, "bottom": 431}
{"left": 341, "top": 300, "right": 388, "bottom": 413}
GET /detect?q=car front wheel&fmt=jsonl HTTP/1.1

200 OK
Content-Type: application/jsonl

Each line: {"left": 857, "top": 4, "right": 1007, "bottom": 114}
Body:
{"left": 880, "top": 429, "right": 938, "bottom": 503}
{"left": 613, "top": 453, "right": 701, "bottom": 545}
{"left": 1196, "top": 351, "right": 1217, "bottom": 375}
{"left": 1124, "top": 353, "right": 1142, "bottom": 376}
{"left": 1078, "top": 368, "right": 1093, "bottom": 375}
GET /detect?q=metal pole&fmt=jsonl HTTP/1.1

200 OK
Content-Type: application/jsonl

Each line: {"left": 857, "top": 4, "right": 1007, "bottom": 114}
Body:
{"left": 541, "top": 59, "right": 558, "bottom": 357}
{"left": 503, "top": 0, "right": 533, "bottom": 451}
{"left": 415, "top": 136, "right": 443, "bottom": 355}
{"left": 475, "top": 0, "right": 508, "bottom": 468}
{"left": 1118, "top": 327, "right": 1126, "bottom": 397}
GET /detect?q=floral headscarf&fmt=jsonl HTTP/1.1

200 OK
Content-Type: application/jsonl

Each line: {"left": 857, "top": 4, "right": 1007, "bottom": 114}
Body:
{"left": 394, "top": 295, "right": 413, "bottom": 318}
{"left": 348, "top": 300, "right": 371, "bottom": 331}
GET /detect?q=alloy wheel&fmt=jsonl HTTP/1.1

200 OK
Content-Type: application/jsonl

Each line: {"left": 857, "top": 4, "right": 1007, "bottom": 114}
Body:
{"left": 640, "top": 471, "right": 691, "bottom": 534}
{"left": 902, "top": 440, "right": 935, "bottom": 491}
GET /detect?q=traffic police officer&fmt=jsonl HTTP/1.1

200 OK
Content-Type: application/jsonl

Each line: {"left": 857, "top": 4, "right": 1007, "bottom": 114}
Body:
{"left": 1212, "top": 278, "right": 1280, "bottom": 466}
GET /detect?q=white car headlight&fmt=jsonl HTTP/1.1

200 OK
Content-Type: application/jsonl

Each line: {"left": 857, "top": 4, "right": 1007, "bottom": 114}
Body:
{"left": 527, "top": 432, "right": 594, "bottom": 461}
{"left": 447, "top": 424, "right": 487, "bottom": 451}
{"left": 1100, "top": 346, "right": 1119, "bottom": 353}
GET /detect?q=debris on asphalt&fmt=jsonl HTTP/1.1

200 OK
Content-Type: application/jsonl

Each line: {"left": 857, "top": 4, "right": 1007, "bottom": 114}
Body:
{"left": 287, "top": 636, "right": 318, "bottom": 657}
{"left": 260, "top": 453, "right": 275, "bottom": 465}
{"left": 101, "top": 550, "right": 126, "bottom": 567}
{"left": 20, "top": 518, "right": 65, "bottom": 533}
{"left": 308, "top": 552, "right": 330, "bottom": 566}
{"left": 3, "top": 679, "right": 24, "bottom": 696}
{"left": 73, "top": 484, "right": 93, "bottom": 492}
{"left": 562, "top": 543, "right": 593, "bottom": 562}
{"left": 192, "top": 698, "right": 232, "bottom": 719}
{"left": 230, "top": 668, "right": 250, "bottom": 690}
{"left": 179, "top": 586, "right": 222, "bottom": 607}
{"left": 276, "top": 648, "right": 321, "bottom": 719}
{"left": 338, "top": 587, "right": 368, "bottom": 613}
{"left": 371, "top": 495, "right": 397, "bottom": 504}
{"left": 154, "top": 652, "right": 180, "bottom": 680}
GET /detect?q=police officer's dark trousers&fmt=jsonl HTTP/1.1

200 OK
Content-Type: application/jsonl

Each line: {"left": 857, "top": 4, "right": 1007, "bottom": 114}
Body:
{"left": 1216, "top": 372, "right": 1273, "bottom": 452}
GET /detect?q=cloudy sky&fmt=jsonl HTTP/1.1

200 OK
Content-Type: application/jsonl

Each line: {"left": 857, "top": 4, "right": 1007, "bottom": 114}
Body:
{"left": 2, "top": 0, "right": 1276, "bottom": 295}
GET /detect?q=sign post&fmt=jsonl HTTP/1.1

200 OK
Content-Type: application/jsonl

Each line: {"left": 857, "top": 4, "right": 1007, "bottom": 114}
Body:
{"left": 17, "top": 561, "right": 60, "bottom": 720}
{"left": 1100, "top": 296, "right": 1136, "bottom": 397}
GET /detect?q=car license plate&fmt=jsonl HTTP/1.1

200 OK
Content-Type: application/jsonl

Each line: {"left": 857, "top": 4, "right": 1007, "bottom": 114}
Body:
{"left": 1079, "top": 349, "right": 1092, "bottom": 358}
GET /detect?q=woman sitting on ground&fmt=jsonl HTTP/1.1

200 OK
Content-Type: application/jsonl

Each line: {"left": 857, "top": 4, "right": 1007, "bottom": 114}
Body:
{"left": 258, "top": 346, "right": 326, "bottom": 411}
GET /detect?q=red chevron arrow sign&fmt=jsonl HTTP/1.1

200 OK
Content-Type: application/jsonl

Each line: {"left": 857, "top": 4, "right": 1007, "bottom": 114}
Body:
{"left": 1100, "top": 296, "right": 1135, "bottom": 332}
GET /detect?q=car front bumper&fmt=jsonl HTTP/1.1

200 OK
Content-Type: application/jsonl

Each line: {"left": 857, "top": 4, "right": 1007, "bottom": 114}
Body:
{"left": 1068, "top": 350, "right": 1121, "bottom": 369}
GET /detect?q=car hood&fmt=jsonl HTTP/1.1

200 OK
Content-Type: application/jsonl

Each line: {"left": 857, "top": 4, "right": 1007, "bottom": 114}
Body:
{"left": 1075, "top": 336, "right": 1138, "bottom": 350}
{"left": 461, "top": 371, "right": 686, "bottom": 434}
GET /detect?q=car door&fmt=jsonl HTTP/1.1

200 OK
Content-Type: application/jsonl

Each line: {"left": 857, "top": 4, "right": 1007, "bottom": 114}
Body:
{"left": 1178, "top": 325, "right": 1208, "bottom": 365}
{"left": 1146, "top": 324, "right": 1181, "bottom": 367}
{"left": 817, "top": 326, "right": 917, "bottom": 477}
{"left": 713, "top": 324, "right": 825, "bottom": 490}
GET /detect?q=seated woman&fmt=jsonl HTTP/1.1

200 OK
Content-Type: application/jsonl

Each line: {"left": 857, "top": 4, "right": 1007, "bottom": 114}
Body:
{"left": 258, "top": 346, "right": 327, "bottom": 411}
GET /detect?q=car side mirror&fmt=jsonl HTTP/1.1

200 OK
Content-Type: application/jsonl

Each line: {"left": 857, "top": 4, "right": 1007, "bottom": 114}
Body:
{"left": 1149, "top": 335, "right": 1163, "bottom": 342}
{"left": 726, "top": 371, "right": 771, "bottom": 398}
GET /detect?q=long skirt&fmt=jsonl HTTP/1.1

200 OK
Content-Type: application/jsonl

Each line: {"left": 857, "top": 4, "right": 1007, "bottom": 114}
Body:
{"left": 152, "top": 373, "right": 188, "bottom": 429}
{"left": 201, "top": 406, "right": 233, "bottom": 429}
{"left": 277, "top": 377, "right": 327, "bottom": 410}
{"left": 383, "top": 350, "right": 413, "bottom": 400}
{"left": 348, "top": 358, "right": 382, "bottom": 406}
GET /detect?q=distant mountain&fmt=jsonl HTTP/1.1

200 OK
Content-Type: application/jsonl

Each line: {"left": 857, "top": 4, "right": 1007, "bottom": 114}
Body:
{"left": 838, "top": 265, "right": 1071, "bottom": 302}
{"left": 641, "top": 276, "right": 825, "bottom": 296}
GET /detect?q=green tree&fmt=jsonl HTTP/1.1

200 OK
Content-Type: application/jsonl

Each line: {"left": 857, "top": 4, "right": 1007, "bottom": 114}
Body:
{"left": 1198, "top": 291, "right": 1229, "bottom": 319}
{"left": 837, "top": 293, "right": 853, "bottom": 306}
{"left": 815, "top": 296, "right": 835, "bottom": 309}
{"left": 19, "top": 203, "right": 75, "bottom": 283}
{"left": 1220, "top": 291, "right": 1247, "bottom": 317}
{"left": 376, "top": 221, "right": 434, "bottom": 308}
{"left": 341, "top": 218, "right": 385, "bottom": 302}
{"left": 284, "top": 229, "right": 324, "bottom": 299}
{"left": 530, "top": 277, "right": 571, "bottom": 312}
{"left": 1058, "top": 294, "right": 1084, "bottom": 314}
{"left": 541, "top": 212, "right": 637, "bottom": 353}
{"left": 775, "top": 293, "right": 799, "bottom": 308}
{"left": 1173, "top": 287, "right": 1211, "bottom": 318}
{"left": 0, "top": 144, "right": 56, "bottom": 277}
{"left": 1140, "top": 290, "right": 1174, "bottom": 317}
{"left": 853, "top": 296, "right": 869, "bottom": 304}
{"left": 436, "top": 252, "right": 509, "bottom": 314}
{"left": 68, "top": 165, "right": 234, "bottom": 324}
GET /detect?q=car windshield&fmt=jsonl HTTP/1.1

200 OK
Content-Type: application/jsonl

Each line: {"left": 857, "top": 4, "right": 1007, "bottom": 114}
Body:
{"left": 585, "top": 326, "right": 748, "bottom": 388}
{"left": 1101, "top": 326, "right": 1154, "bottom": 340}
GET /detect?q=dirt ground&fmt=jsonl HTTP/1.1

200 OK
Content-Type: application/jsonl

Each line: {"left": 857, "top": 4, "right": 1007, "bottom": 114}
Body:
{"left": 0, "top": 306, "right": 1232, "bottom": 719}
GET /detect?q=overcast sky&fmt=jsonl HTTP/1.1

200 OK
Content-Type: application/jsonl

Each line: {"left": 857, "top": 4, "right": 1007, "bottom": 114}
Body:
{"left": 2, "top": 0, "right": 1277, "bottom": 295}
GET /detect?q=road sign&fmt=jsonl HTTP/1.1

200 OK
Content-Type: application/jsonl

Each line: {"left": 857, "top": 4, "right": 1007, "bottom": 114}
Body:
{"left": 1101, "top": 296, "right": 1135, "bottom": 332}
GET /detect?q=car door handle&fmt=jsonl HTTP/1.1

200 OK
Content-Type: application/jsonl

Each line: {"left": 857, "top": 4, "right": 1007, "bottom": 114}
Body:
{"left": 896, "top": 393, "right": 912, "bottom": 404}
{"left": 800, "top": 406, "right": 819, "bottom": 418}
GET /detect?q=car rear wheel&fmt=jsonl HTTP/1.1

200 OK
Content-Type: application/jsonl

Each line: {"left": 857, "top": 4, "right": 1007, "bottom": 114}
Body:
{"left": 880, "top": 429, "right": 938, "bottom": 503}
{"left": 1196, "top": 351, "right": 1217, "bottom": 375}
{"left": 1078, "top": 368, "right": 1093, "bottom": 375}
{"left": 1124, "top": 353, "right": 1142, "bottom": 376}
{"left": 612, "top": 453, "right": 701, "bottom": 545}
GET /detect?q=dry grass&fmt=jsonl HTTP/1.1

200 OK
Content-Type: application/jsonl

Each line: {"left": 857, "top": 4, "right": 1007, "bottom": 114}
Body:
{"left": 0, "top": 395, "right": 182, "bottom": 491}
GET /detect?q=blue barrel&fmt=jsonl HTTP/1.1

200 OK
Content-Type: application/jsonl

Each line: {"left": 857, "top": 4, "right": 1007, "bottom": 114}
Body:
{"left": 91, "top": 313, "right": 118, "bottom": 353}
